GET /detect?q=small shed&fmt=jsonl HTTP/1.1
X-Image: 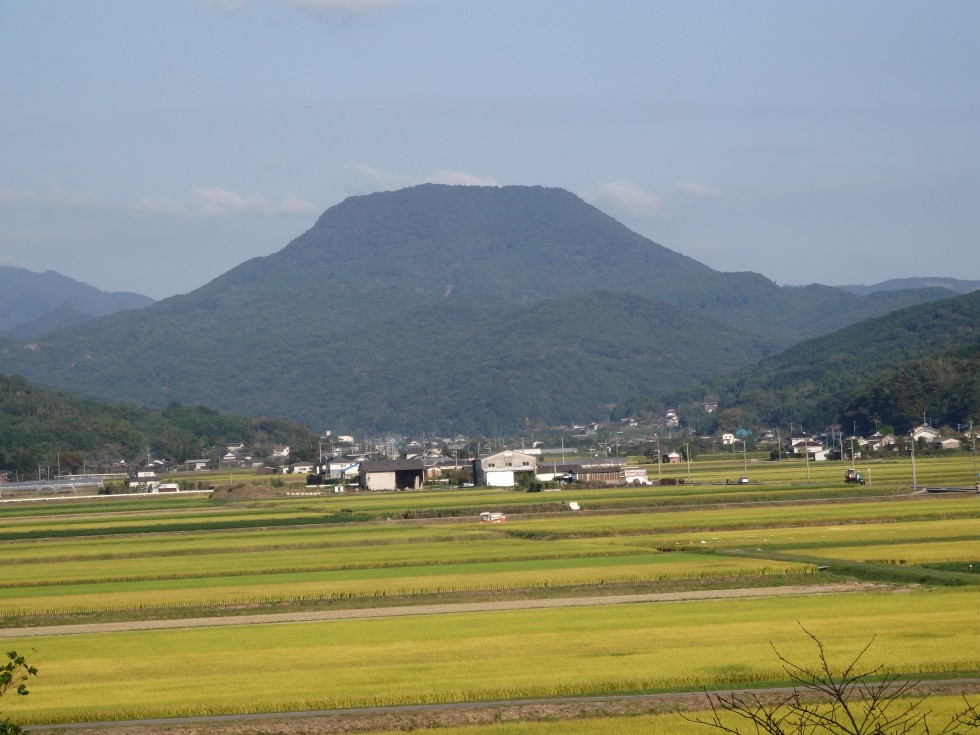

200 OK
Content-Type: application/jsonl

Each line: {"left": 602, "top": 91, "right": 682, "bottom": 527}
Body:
{"left": 573, "top": 466, "right": 622, "bottom": 485}
{"left": 359, "top": 459, "right": 425, "bottom": 491}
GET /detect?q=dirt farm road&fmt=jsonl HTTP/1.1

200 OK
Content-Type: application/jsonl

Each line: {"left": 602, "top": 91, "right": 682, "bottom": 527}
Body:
{"left": 3, "top": 582, "right": 878, "bottom": 638}
{"left": 17, "top": 583, "right": 978, "bottom": 735}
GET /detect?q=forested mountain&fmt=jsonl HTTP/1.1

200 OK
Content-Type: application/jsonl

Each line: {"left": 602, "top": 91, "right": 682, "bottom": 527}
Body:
{"left": 842, "top": 344, "right": 980, "bottom": 434}
{"left": 0, "top": 266, "right": 153, "bottom": 336}
{"left": 840, "top": 277, "right": 980, "bottom": 296}
{"left": 0, "top": 373, "right": 315, "bottom": 476}
{"left": 0, "top": 185, "right": 953, "bottom": 434}
{"left": 656, "top": 290, "right": 980, "bottom": 434}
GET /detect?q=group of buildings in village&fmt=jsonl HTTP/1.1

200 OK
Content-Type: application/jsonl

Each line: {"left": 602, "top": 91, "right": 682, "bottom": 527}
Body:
{"left": 4, "top": 416, "right": 973, "bottom": 495}
{"left": 306, "top": 450, "right": 653, "bottom": 492}
{"left": 86, "top": 420, "right": 980, "bottom": 494}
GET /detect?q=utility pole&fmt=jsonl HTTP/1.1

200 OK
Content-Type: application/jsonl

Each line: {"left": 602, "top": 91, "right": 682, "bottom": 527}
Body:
{"left": 655, "top": 436, "right": 662, "bottom": 481}
{"left": 910, "top": 433, "right": 917, "bottom": 489}
{"left": 969, "top": 420, "right": 978, "bottom": 492}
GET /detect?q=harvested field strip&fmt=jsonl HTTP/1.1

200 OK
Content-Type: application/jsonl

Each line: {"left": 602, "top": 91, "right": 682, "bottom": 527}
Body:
{"left": 632, "top": 518, "right": 980, "bottom": 551}
{"left": 0, "top": 525, "right": 479, "bottom": 562}
{"left": 504, "top": 497, "right": 980, "bottom": 536}
{"left": 0, "top": 511, "right": 372, "bottom": 541}
{"left": 331, "top": 695, "right": 980, "bottom": 735}
{"left": 0, "top": 554, "right": 812, "bottom": 615}
{"left": 6, "top": 588, "right": 977, "bottom": 724}
{"left": 813, "top": 539, "right": 980, "bottom": 565}
{"left": 0, "top": 537, "right": 658, "bottom": 587}
{"left": 3, "top": 514, "right": 973, "bottom": 588}
{"left": 4, "top": 493, "right": 974, "bottom": 551}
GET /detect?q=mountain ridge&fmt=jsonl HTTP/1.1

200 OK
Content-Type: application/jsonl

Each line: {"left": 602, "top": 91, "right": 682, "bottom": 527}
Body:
{"left": 0, "top": 185, "right": 955, "bottom": 434}
{"left": 0, "top": 266, "right": 154, "bottom": 337}
{"left": 657, "top": 289, "right": 980, "bottom": 434}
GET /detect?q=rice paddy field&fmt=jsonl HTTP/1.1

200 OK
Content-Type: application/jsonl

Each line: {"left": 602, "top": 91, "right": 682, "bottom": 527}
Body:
{"left": 0, "top": 452, "right": 977, "bottom": 731}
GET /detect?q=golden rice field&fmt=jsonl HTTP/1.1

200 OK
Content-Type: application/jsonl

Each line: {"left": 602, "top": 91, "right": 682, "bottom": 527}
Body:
{"left": 0, "top": 455, "right": 977, "bottom": 728}
{"left": 4, "top": 588, "right": 978, "bottom": 724}
{"left": 0, "top": 552, "right": 813, "bottom": 616}
{"left": 350, "top": 695, "right": 980, "bottom": 735}
{"left": 814, "top": 539, "right": 980, "bottom": 565}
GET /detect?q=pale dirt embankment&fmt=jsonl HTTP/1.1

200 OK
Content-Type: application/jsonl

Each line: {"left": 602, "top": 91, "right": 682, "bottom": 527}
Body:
{"left": 3, "top": 582, "right": 878, "bottom": 638}
{"left": 15, "top": 583, "right": 975, "bottom": 735}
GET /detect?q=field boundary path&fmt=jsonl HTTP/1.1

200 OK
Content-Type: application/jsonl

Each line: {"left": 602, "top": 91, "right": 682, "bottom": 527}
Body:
{"left": 2, "top": 582, "right": 877, "bottom": 638}
{"left": 24, "top": 679, "right": 980, "bottom": 734}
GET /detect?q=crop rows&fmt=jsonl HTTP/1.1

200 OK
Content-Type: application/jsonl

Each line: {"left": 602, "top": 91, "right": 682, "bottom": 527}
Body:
{"left": 5, "top": 588, "right": 977, "bottom": 724}
{"left": 1, "top": 464, "right": 977, "bottom": 727}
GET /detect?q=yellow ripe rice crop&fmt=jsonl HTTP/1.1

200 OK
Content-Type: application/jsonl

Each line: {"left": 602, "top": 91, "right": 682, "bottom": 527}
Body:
{"left": 5, "top": 588, "right": 977, "bottom": 724}
{"left": 0, "top": 553, "right": 811, "bottom": 616}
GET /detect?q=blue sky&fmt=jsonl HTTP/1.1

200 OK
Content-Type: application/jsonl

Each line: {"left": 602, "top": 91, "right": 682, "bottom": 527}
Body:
{"left": 2, "top": 0, "right": 978, "bottom": 300}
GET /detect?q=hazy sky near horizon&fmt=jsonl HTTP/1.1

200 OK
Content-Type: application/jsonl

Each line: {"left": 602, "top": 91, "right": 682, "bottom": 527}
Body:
{"left": 2, "top": 0, "right": 978, "bottom": 300}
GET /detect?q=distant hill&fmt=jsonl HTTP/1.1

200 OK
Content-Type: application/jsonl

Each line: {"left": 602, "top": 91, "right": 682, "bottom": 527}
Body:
{"left": 658, "top": 290, "right": 980, "bottom": 434}
{"left": 0, "top": 185, "right": 954, "bottom": 434}
{"left": 839, "top": 277, "right": 980, "bottom": 296}
{"left": 0, "top": 266, "right": 153, "bottom": 336}
{"left": 0, "top": 372, "right": 315, "bottom": 477}
{"left": 842, "top": 343, "right": 980, "bottom": 434}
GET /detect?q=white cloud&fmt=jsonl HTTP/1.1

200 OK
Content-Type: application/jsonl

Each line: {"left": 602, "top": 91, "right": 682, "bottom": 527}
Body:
{"left": 0, "top": 188, "right": 43, "bottom": 206}
{"left": 339, "top": 163, "right": 498, "bottom": 190}
{"left": 674, "top": 180, "right": 722, "bottom": 199}
{"left": 0, "top": 186, "right": 105, "bottom": 210}
{"left": 427, "top": 169, "right": 498, "bottom": 187}
{"left": 0, "top": 184, "right": 317, "bottom": 217}
{"left": 186, "top": 186, "right": 319, "bottom": 216}
{"left": 774, "top": 175, "right": 893, "bottom": 198}
{"left": 204, "top": 0, "right": 249, "bottom": 10}
{"left": 337, "top": 163, "right": 417, "bottom": 191}
{"left": 284, "top": 0, "right": 405, "bottom": 17}
{"left": 582, "top": 180, "right": 666, "bottom": 219}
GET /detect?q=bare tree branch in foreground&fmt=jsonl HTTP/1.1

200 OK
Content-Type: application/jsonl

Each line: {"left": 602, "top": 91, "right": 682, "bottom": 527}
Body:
{"left": 685, "top": 625, "right": 980, "bottom": 735}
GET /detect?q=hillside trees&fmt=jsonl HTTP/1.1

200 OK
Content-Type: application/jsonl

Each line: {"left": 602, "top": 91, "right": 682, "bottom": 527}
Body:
{"left": 842, "top": 349, "right": 980, "bottom": 434}
{"left": 0, "top": 374, "right": 315, "bottom": 475}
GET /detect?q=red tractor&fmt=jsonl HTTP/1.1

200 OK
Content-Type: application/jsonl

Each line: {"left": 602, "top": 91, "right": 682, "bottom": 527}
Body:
{"left": 844, "top": 468, "right": 864, "bottom": 485}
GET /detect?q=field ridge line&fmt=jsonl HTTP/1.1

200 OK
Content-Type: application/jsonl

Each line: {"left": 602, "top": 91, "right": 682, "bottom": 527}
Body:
{"left": 1, "top": 582, "right": 878, "bottom": 638}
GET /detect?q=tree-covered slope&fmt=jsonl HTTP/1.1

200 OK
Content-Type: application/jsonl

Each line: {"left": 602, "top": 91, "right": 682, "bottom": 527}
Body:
{"left": 0, "top": 185, "right": 955, "bottom": 434}
{"left": 662, "top": 290, "right": 980, "bottom": 432}
{"left": 841, "top": 344, "right": 980, "bottom": 434}
{"left": 0, "top": 266, "right": 153, "bottom": 336}
{"left": 0, "top": 373, "right": 315, "bottom": 476}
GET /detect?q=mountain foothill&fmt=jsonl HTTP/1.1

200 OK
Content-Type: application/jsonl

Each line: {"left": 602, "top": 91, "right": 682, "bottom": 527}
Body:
{"left": 0, "top": 184, "right": 976, "bottom": 440}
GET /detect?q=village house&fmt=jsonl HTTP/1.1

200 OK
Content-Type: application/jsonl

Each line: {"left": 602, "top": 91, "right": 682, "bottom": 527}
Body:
{"left": 326, "top": 455, "right": 364, "bottom": 480}
{"left": 911, "top": 424, "right": 942, "bottom": 443}
{"left": 358, "top": 459, "right": 425, "bottom": 491}
{"left": 473, "top": 450, "right": 537, "bottom": 487}
{"left": 127, "top": 472, "right": 161, "bottom": 492}
{"left": 865, "top": 432, "right": 897, "bottom": 452}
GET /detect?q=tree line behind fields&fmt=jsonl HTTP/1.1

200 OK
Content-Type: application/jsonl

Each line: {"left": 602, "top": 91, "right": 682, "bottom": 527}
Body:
{"left": 0, "top": 373, "right": 315, "bottom": 477}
